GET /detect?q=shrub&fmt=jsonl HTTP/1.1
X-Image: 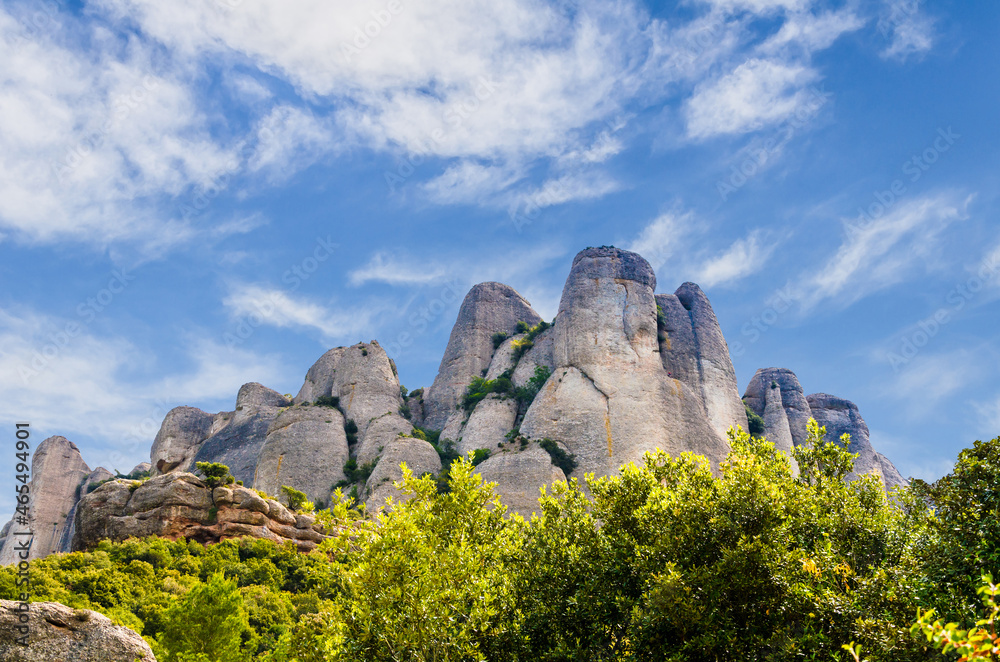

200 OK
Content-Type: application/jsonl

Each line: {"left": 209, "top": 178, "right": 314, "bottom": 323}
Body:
{"left": 156, "top": 573, "right": 249, "bottom": 661}
{"left": 491, "top": 332, "right": 508, "bottom": 349}
{"left": 538, "top": 438, "right": 577, "bottom": 475}
{"left": 510, "top": 321, "right": 551, "bottom": 362}
{"left": 461, "top": 376, "right": 512, "bottom": 413}
{"left": 195, "top": 462, "right": 234, "bottom": 489}
{"left": 314, "top": 395, "right": 340, "bottom": 408}
{"left": 340, "top": 458, "right": 376, "bottom": 485}
{"left": 470, "top": 449, "right": 491, "bottom": 467}
{"left": 911, "top": 574, "right": 999, "bottom": 660}
{"left": 744, "top": 401, "right": 766, "bottom": 437}
{"left": 514, "top": 365, "right": 552, "bottom": 409}
{"left": 399, "top": 403, "right": 411, "bottom": 419}
{"left": 344, "top": 419, "right": 359, "bottom": 445}
{"left": 280, "top": 486, "right": 312, "bottom": 512}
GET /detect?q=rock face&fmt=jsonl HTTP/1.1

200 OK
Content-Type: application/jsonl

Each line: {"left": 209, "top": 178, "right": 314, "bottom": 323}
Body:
{"left": 0, "top": 437, "right": 91, "bottom": 565}
{"left": 742, "top": 368, "right": 906, "bottom": 490}
{"left": 476, "top": 443, "right": 566, "bottom": 518}
{"left": 519, "top": 247, "right": 735, "bottom": 479}
{"left": 363, "top": 436, "right": 442, "bottom": 512}
{"left": 73, "top": 472, "right": 328, "bottom": 553}
{"left": 422, "top": 282, "right": 542, "bottom": 430}
{"left": 253, "top": 406, "right": 350, "bottom": 503}
{"left": 0, "top": 600, "right": 155, "bottom": 661}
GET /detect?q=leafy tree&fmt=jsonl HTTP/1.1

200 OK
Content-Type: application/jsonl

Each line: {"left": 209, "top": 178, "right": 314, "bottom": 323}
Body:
{"left": 195, "top": 462, "right": 234, "bottom": 489}
{"left": 156, "top": 573, "right": 250, "bottom": 662}
{"left": 280, "top": 485, "right": 312, "bottom": 512}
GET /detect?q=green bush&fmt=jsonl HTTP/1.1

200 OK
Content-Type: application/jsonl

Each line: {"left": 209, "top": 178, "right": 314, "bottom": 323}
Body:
{"left": 339, "top": 458, "right": 375, "bottom": 485}
{"left": 195, "top": 462, "right": 234, "bottom": 489}
{"left": 538, "top": 438, "right": 577, "bottom": 475}
{"left": 744, "top": 401, "right": 766, "bottom": 436}
{"left": 470, "top": 449, "right": 491, "bottom": 467}
{"left": 314, "top": 395, "right": 340, "bottom": 408}
{"left": 491, "top": 332, "right": 508, "bottom": 349}
{"left": 156, "top": 572, "right": 249, "bottom": 661}
{"left": 280, "top": 486, "right": 311, "bottom": 512}
{"left": 514, "top": 365, "right": 551, "bottom": 409}
{"left": 344, "top": 419, "right": 359, "bottom": 445}
{"left": 461, "top": 376, "right": 512, "bottom": 413}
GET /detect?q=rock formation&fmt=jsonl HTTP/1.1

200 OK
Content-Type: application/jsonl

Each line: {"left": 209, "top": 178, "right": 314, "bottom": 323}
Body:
{"left": 0, "top": 600, "right": 155, "bottom": 661}
{"left": 422, "top": 282, "right": 541, "bottom": 430}
{"left": 0, "top": 245, "right": 910, "bottom": 558}
{"left": 518, "top": 247, "right": 738, "bottom": 480}
{"left": 743, "top": 368, "right": 906, "bottom": 490}
{"left": 72, "top": 472, "right": 328, "bottom": 553}
{"left": 0, "top": 437, "right": 96, "bottom": 564}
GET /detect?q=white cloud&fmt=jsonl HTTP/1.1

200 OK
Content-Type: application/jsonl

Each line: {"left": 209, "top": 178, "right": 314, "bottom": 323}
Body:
{"left": 627, "top": 211, "right": 695, "bottom": 270}
{"left": 759, "top": 8, "right": 865, "bottom": 55}
{"left": 422, "top": 161, "right": 524, "bottom": 205}
{"left": 879, "top": 0, "right": 935, "bottom": 61}
{"left": 685, "top": 58, "right": 820, "bottom": 140}
{"left": 692, "top": 230, "right": 776, "bottom": 287}
{"left": 0, "top": 306, "right": 287, "bottom": 469}
{"left": 794, "top": 193, "right": 970, "bottom": 309}
{"left": 223, "top": 284, "right": 381, "bottom": 340}
{"left": 349, "top": 252, "right": 452, "bottom": 287}
{"left": 247, "top": 105, "right": 338, "bottom": 180}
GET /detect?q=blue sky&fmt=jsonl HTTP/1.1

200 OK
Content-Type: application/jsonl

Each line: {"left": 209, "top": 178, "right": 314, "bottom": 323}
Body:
{"left": 1, "top": 0, "right": 998, "bottom": 517}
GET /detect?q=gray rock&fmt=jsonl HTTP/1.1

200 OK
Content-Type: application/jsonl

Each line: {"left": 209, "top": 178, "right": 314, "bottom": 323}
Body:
{"left": 674, "top": 283, "right": 748, "bottom": 438}
{"left": 128, "top": 462, "right": 151, "bottom": 476}
{"left": 484, "top": 333, "right": 525, "bottom": 379}
{"left": 355, "top": 413, "right": 414, "bottom": 467}
{"left": 236, "top": 382, "right": 292, "bottom": 410}
{"left": 458, "top": 395, "right": 518, "bottom": 456}
{"left": 521, "top": 247, "right": 730, "bottom": 481}
{"left": 364, "top": 437, "right": 442, "bottom": 512}
{"left": 191, "top": 406, "right": 280, "bottom": 486}
{"left": 423, "top": 282, "right": 541, "bottom": 430}
{"left": 85, "top": 467, "right": 115, "bottom": 488}
{"left": 150, "top": 406, "right": 216, "bottom": 475}
{"left": 743, "top": 368, "right": 813, "bottom": 447}
{"left": 807, "top": 393, "right": 903, "bottom": 489}
{"left": 254, "top": 406, "right": 350, "bottom": 503}
{"left": 510, "top": 325, "right": 556, "bottom": 387}
{"left": 877, "top": 452, "right": 907, "bottom": 491}
{"left": 0, "top": 600, "right": 155, "bottom": 661}
{"left": 0, "top": 436, "right": 90, "bottom": 564}
{"left": 475, "top": 444, "right": 566, "bottom": 518}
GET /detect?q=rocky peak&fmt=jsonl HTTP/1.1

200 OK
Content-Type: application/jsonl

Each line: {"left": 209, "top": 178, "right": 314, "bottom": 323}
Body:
{"left": 422, "top": 282, "right": 541, "bottom": 430}
{"left": 743, "top": 368, "right": 813, "bottom": 447}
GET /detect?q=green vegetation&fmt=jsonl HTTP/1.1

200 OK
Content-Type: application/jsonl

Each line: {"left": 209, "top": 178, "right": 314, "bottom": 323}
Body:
{"left": 5, "top": 429, "right": 1000, "bottom": 661}
{"left": 461, "top": 375, "right": 512, "bottom": 412}
{"left": 343, "top": 419, "right": 358, "bottom": 446}
{"left": 280, "top": 486, "right": 312, "bottom": 513}
{"left": 538, "top": 437, "right": 577, "bottom": 475}
{"left": 491, "top": 332, "right": 508, "bottom": 349}
{"left": 195, "top": 462, "right": 234, "bottom": 489}
{"left": 338, "top": 458, "right": 375, "bottom": 486}
{"left": 744, "top": 400, "right": 766, "bottom": 436}
{"left": 313, "top": 395, "right": 340, "bottom": 409}
{"left": 514, "top": 365, "right": 551, "bottom": 410}
{"left": 470, "top": 448, "right": 491, "bottom": 466}
{"left": 511, "top": 320, "right": 551, "bottom": 361}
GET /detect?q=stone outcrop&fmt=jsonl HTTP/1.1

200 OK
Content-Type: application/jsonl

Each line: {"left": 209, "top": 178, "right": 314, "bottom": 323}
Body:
{"left": 0, "top": 437, "right": 91, "bottom": 564}
{"left": 363, "top": 436, "right": 441, "bottom": 512}
{"left": 422, "top": 282, "right": 541, "bottom": 430}
{"left": 519, "top": 247, "right": 733, "bottom": 479}
{"left": 150, "top": 406, "right": 221, "bottom": 475}
{"left": 253, "top": 405, "right": 350, "bottom": 503}
{"left": 73, "top": 472, "right": 328, "bottom": 553}
{"left": 475, "top": 443, "right": 566, "bottom": 518}
{"left": 743, "top": 368, "right": 905, "bottom": 490}
{"left": 0, "top": 600, "right": 155, "bottom": 661}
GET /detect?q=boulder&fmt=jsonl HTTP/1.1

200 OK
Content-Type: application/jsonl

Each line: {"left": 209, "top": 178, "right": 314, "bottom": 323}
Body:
{"left": 0, "top": 600, "right": 155, "bottom": 661}
{"left": 0, "top": 436, "right": 90, "bottom": 564}
{"left": 423, "top": 282, "right": 541, "bottom": 430}
{"left": 73, "top": 473, "right": 330, "bottom": 553}
{"left": 520, "top": 247, "right": 730, "bottom": 480}
{"left": 475, "top": 444, "right": 566, "bottom": 518}
{"left": 458, "top": 395, "right": 519, "bottom": 456}
{"left": 150, "top": 406, "right": 217, "bottom": 475}
{"left": 128, "top": 462, "right": 151, "bottom": 476}
{"left": 364, "top": 437, "right": 442, "bottom": 512}
{"left": 236, "top": 382, "right": 292, "bottom": 410}
{"left": 253, "top": 405, "right": 350, "bottom": 503}
{"left": 743, "top": 368, "right": 813, "bottom": 447}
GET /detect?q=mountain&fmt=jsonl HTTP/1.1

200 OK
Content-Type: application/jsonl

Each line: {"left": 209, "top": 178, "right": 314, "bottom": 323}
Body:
{"left": 0, "top": 246, "right": 906, "bottom": 560}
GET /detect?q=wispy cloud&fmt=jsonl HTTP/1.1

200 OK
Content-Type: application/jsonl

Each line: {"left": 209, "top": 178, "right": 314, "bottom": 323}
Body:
{"left": 684, "top": 58, "right": 820, "bottom": 140}
{"left": 626, "top": 211, "right": 695, "bottom": 270}
{"left": 692, "top": 230, "right": 777, "bottom": 287}
{"left": 349, "top": 253, "right": 452, "bottom": 287}
{"left": 223, "top": 285, "right": 381, "bottom": 340}
{"left": 879, "top": 0, "right": 936, "bottom": 61}
{"left": 793, "top": 193, "right": 970, "bottom": 310}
